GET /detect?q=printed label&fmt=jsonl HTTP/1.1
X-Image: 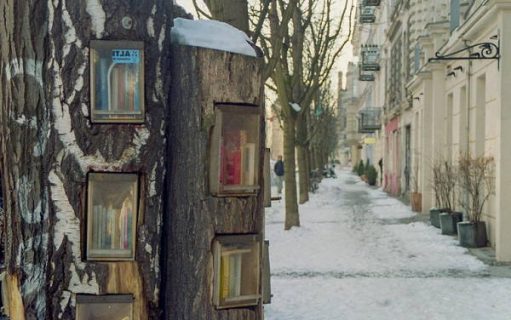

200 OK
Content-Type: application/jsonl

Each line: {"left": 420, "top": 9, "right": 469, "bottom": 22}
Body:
{"left": 112, "top": 49, "right": 140, "bottom": 64}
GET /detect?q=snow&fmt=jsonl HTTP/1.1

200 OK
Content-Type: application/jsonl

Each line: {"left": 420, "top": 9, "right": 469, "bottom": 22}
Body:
{"left": 289, "top": 102, "right": 302, "bottom": 112}
{"left": 265, "top": 168, "right": 511, "bottom": 319}
{"left": 170, "top": 18, "right": 257, "bottom": 57}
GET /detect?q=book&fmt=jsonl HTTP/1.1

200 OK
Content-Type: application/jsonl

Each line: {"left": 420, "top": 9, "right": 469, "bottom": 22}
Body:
{"left": 228, "top": 254, "right": 242, "bottom": 297}
{"left": 221, "top": 130, "right": 242, "bottom": 185}
{"left": 220, "top": 255, "right": 230, "bottom": 300}
{"left": 241, "top": 143, "right": 256, "bottom": 185}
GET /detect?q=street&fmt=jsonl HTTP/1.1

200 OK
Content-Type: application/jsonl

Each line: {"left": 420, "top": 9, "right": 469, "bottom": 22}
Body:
{"left": 264, "top": 168, "right": 511, "bottom": 320}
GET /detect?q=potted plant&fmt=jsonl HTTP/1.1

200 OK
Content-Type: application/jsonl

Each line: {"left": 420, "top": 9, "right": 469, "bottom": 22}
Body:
{"left": 456, "top": 154, "right": 494, "bottom": 248}
{"left": 437, "top": 161, "right": 462, "bottom": 235}
{"left": 430, "top": 160, "right": 460, "bottom": 231}
{"left": 430, "top": 161, "right": 446, "bottom": 228}
{"left": 357, "top": 160, "right": 365, "bottom": 177}
{"left": 366, "top": 165, "right": 378, "bottom": 186}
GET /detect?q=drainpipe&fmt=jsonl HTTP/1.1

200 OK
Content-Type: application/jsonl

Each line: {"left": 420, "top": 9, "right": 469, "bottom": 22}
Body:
{"left": 463, "top": 52, "right": 472, "bottom": 221}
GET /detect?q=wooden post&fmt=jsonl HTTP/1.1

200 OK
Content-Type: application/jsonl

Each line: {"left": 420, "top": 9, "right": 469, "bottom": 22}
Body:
{"left": 165, "top": 45, "right": 265, "bottom": 319}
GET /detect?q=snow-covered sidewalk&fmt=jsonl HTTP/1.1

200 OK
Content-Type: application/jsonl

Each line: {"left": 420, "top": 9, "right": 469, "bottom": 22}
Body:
{"left": 264, "top": 169, "right": 511, "bottom": 320}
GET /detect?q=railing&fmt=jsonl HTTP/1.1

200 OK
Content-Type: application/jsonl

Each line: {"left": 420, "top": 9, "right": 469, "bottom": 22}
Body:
{"left": 361, "top": 45, "right": 380, "bottom": 71}
{"left": 360, "top": 6, "right": 376, "bottom": 23}
{"left": 363, "top": 0, "right": 381, "bottom": 6}
{"left": 358, "top": 108, "right": 381, "bottom": 133}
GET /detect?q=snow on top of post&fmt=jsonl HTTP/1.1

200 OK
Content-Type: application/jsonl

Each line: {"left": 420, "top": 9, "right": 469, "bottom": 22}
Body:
{"left": 289, "top": 102, "right": 302, "bottom": 112}
{"left": 170, "top": 18, "right": 257, "bottom": 57}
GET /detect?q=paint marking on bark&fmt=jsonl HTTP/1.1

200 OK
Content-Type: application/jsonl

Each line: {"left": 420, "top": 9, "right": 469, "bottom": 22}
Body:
{"left": 86, "top": 0, "right": 106, "bottom": 38}
{"left": 4, "top": 58, "right": 43, "bottom": 87}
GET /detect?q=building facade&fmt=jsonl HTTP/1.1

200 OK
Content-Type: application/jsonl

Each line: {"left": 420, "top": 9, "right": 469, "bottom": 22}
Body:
{"left": 349, "top": 0, "right": 511, "bottom": 261}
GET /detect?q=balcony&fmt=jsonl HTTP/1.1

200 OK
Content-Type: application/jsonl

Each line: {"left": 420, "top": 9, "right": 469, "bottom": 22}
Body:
{"left": 358, "top": 108, "right": 381, "bottom": 133}
{"left": 361, "top": 45, "right": 380, "bottom": 71}
{"left": 358, "top": 68, "right": 375, "bottom": 81}
{"left": 360, "top": 6, "right": 376, "bottom": 23}
{"left": 363, "top": 0, "right": 381, "bottom": 6}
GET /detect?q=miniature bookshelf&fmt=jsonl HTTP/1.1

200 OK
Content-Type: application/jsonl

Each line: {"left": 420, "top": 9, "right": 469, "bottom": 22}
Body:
{"left": 76, "top": 294, "right": 133, "bottom": 320}
{"left": 90, "top": 41, "right": 145, "bottom": 123}
{"left": 213, "top": 234, "right": 261, "bottom": 309}
{"left": 209, "top": 104, "right": 261, "bottom": 196}
{"left": 86, "top": 173, "right": 139, "bottom": 261}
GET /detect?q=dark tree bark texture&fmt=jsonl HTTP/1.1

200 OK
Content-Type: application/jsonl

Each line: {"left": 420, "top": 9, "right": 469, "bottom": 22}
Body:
{"left": 0, "top": 1, "right": 172, "bottom": 319}
{"left": 165, "top": 46, "right": 264, "bottom": 320}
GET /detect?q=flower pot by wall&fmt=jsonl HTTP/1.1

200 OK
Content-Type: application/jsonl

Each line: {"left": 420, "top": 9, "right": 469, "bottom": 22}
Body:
{"left": 411, "top": 192, "right": 422, "bottom": 212}
{"left": 430, "top": 208, "right": 441, "bottom": 228}
{"left": 439, "top": 211, "right": 462, "bottom": 235}
{"left": 458, "top": 221, "right": 487, "bottom": 248}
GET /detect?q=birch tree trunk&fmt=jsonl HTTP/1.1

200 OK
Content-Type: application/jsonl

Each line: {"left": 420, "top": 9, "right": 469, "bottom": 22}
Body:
{"left": 0, "top": 1, "right": 172, "bottom": 318}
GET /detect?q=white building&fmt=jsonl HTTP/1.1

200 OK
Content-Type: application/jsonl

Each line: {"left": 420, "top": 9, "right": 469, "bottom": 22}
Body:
{"left": 350, "top": 0, "right": 511, "bottom": 261}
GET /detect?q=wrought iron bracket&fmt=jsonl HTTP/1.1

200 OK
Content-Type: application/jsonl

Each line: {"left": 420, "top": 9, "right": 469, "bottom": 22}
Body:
{"left": 428, "top": 42, "right": 500, "bottom": 67}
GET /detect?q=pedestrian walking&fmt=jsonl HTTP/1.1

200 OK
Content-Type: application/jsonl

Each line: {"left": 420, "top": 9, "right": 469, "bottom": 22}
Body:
{"left": 274, "top": 155, "right": 284, "bottom": 194}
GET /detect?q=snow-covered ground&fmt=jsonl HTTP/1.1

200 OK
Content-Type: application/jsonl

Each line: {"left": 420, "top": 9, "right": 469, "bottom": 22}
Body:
{"left": 264, "top": 168, "right": 511, "bottom": 320}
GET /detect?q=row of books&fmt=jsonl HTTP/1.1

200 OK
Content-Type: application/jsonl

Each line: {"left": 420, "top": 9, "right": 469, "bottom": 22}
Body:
{"left": 221, "top": 129, "right": 256, "bottom": 186}
{"left": 93, "top": 56, "right": 141, "bottom": 115}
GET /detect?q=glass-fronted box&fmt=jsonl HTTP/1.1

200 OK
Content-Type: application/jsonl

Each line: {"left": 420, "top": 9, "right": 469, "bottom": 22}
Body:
{"left": 76, "top": 294, "right": 133, "bottom": 320}
{"left": 212, "top": 234, "right": 261, "bottom": 309}
{"left": 86, "top": 173, "right": 139, "bottom": 261}
{"left": 90, "top": 41, "right": 145, "bottom": 123}
{"left": 209, "top": 104, "right": 261, "bottom": 196}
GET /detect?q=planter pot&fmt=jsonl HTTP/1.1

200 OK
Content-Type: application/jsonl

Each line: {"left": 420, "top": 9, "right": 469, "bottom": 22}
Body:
{"left": 439, "top": 211, "right": 463, "bottom": 235}
{"left": 458, "top": 221, "right": 488, "bottom": 248}
{"left": 411, "top": 192, "right": 422, "bottom": 212}
{"left": 430, "top": 208, "right": 441, "bottom": 228}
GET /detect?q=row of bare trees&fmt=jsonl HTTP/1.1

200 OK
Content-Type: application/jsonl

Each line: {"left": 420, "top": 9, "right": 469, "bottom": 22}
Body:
{"left": 195, "top": 0, "right": 354, "bottom": 230}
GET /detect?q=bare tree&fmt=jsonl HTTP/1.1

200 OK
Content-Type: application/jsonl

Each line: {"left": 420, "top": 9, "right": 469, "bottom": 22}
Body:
{"left": 260, "top": 0, "right": 354, "bottom": 229}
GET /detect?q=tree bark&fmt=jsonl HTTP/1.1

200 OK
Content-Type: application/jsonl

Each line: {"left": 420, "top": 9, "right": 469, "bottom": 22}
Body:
{"left": 204, "top": 0, "right": 250, "bottom": 34}
{"left": 296, "top": 112, "right": 309, "bottom": 204}
{"left": 283, "top": 116, "right": 300, "bottom": 229}
{"left": 166, "top": 46, "right": 264, "bottom": 319}
{"left": 0, "top": 1, "right": 172, "bottom": 318}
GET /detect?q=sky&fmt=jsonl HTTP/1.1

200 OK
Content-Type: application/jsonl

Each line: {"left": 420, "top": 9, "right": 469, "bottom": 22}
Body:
{"left": 175, "top": 0, "right": 354, "bottom": 89}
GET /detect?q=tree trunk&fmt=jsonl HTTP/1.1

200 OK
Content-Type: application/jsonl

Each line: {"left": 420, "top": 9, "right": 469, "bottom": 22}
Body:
{"left": 204, "top": 0, "right": 250, "bottom": 34}
{"left": 283, "top": 116, "right": 300, "bottom": 230}
{"left": 0, "top": 1, "right": 172, "bottom": 318}
{"left": 296, "top": 112, "right": 309, "bottom": 204}
{"left": 166, "top": 46, "right": 264, "bottom": 319}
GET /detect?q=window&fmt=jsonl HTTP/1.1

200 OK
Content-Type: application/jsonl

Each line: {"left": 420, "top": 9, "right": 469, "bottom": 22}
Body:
{"left": 76, "top": 294, "right": 133, "bottom": 320}
{"left": 209, "top": 104, "right": 260, "bottom": 196}
{"left": 388, "top": 36, "right": 403, "bottom": 109}
{"left": 213, "top": 235, "right": 261, "bottom": 309}
{"left": 90, "top": 41, "right": 145, "bottom": 123}
{"left": 86, "top": 173, "right": 139, "bottom": 261}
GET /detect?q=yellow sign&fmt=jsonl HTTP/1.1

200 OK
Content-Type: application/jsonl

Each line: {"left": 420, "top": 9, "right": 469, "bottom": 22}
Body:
{"left": 364, "top": 137, "right": 376, "bottom": 144}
